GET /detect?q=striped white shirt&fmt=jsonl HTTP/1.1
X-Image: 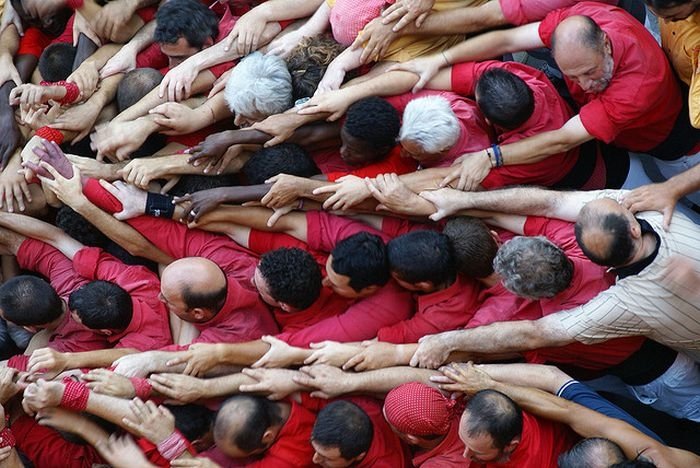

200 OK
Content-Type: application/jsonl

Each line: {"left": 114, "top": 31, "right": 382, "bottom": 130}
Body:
{"left": 558, "top": 211, "right": 700, "bottom": 361}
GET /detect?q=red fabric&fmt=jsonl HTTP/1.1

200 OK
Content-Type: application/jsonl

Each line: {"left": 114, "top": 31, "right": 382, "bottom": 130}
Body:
{"left": 376, "top": 276, "right": 482, "bottom": 343}
{"left": 12, "top": 415, "right": 103, "bottom": 468}
{"left": 483, "top": 411, "right": 577, "bottom": 468}
{"left": 412, "top": 417, "right": 466, "bottom": 468}
{"left": 330, "top": 0, "right": 385, "bottom": 46}
{"left": 384, "top": 382, "right": 460, "bottom": 436}
{"left": 380, "top": 217, "right": 442, "bottom": 238}
{"left": 350, "top": 397, "right": 410, "bottom": 468}
{"left": 311, "top": 148, "right": 354, "bottom": 175}
{"left": 36, "top": 126, "right": 65, "bottom": 144}
{"left": 16, "top": 239, "right": 108, "bottom": 352}
{"left": 136, "top": 42, "right": 169, "bottom": 71}
{"left": 466, "top": 282, "right": 541, "bottom": 329}
{"left": 248, "top": 229, "right": 329, "bottom": 272}
{"left": 72, "top": 246, "right": 172, "bottom": 351}
{"left": 137, "top": 437, "right": 171, "bottom": 467}
{"left": 7, "top": 355, "right": 29, "bottom": 372}
{"left": 325, "top": 146, "right": 418, "bottom": 182}
{"left": 272, "top": 286, "right": 352, "bottom": 333}
{"left": 520, "top": 217, "right": 645, "bottom": 370}
{"left": 385, "top": 90, "right": 494, "bottom": 169}
{"left": 538, "top": 3, "right": 681, "bottom": 151}
{"left": 0, "top": 426, "right": 15, "bottom": 449}
{"left": 130, "top": 377, "right": 153, "bottom": 399}
{"left": 83, "top": 178, "right": 123, "bottom": 213}
{"left": 66, "top": 0, "right": 84, "bottom": 9}
{"left": 135, "top": 6, "right": 158, "bottom": 23}
{"left": 305, "top": 210, "right": 391, "bottom": 252}
{"left": 451, "top": 60, "right": 578, "bottom": 188}
{"left": 59, "top": 380, "right": 90, "bottom": 412}
{"left": 499, "top": 0, "right": 617, "bottom": 26}
{"left": 17, "top": 27, "right": 53, "bottom": 58}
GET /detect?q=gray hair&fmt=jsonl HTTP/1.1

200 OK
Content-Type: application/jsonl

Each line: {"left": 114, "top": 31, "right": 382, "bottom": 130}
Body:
{"left": 493, "top": 236, "right": 573, "bottom": 299}
{"left": 399, "top": 96, "right": 460, "bottom": 154}
{"left": 224, "top": 52, "right": 293, "bottom": 118}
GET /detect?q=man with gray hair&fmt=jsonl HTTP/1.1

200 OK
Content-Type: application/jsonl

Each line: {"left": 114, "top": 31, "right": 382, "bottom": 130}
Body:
{"left": 224, "top": 52, "right": 293, "bottom": 128}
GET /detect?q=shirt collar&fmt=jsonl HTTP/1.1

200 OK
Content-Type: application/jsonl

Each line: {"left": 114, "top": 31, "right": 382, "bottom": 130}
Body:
{"left": 611, "top": 219, "right": 660, "bottom": 279}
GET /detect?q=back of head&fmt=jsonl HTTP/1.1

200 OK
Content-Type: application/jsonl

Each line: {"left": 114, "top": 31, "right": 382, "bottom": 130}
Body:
{"left": 56, "top": 206, "right": 110, "bottom": 249}
{"left": 38, "top": 43, "right": 77, "bottom": 82}
{"left": 162, "top": 257, "right": 228, "bottom": 316}
{"left": 312, "top": 401, "right": 374, "bottom": 460}
{"left": 575, "top": 202, "right": 634, "bottom": 267}
{"left": 117, "top": 68, "right": 164, "bottom": 113}
{"left": 344, "top": 96, "right": 401, "bottom": 152}
{"left": 154, "top": 0, "right": 219, "bottom": 49}
{"left": 330, "top": 232, "right": 389, "bottom": 291}
{"left": 388, "top": 230, "right": 456, "bottom": 286}
{"left": 68, "top": 280, "right": 133, "bottom": 331}
{"left": 0, "top": 276, "right": 62, "bottom": 327}
{"left": 464, "top": 389, "right": 523, "bottom": 451}
{"left": 214, "top": 395, "right": 283, "bottom": 456}
{"left": 259, "top": 247, "right": 322, "bottom": 310}
{"left": 168, "top": 174, "right": 236, "bottom": 198}
{"left": 384, "top": 382, "right": 456, "bottom": 438}
{"left": 225, "top": 52, "right": 293, "bottom": 119}
{"left": 287, "top": 35, "right": 346, "bottom": 101}
{"left": 475, "top": 68, "right": 534, "bottom": 129}
{"left": 558, "top": 437, "right": 626, "bottom": 468}
{"left": 551, "top": 15, "right": 606, "bottom": 57}
{"left": 168, "top": 403, "right": 215, "bottom": 445}
{"left": 443, "top": 217, "right": 498, "bottom": 279}
{"left": 494, "top": 236, "right": 573, "bottom": 298}
{"left": 242, "top": 143, "right": 319, "bottom": 184}
{"left": 399, "top": 95, "right": 460, "bottom": 154}
{"left": 611, "top": 459, "right": 659, "bottom": 468}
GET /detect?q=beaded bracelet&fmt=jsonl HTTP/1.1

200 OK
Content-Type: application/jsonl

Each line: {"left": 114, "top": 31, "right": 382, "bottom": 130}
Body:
{"left": 129, "top": 378, "right": 153, "bottom": 400}
{"left": 491, "top": 144, "right": 503, "bottom": 168}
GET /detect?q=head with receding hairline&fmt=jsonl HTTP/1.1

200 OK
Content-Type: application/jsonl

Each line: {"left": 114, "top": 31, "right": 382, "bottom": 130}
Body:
{"left": 160, "top": 257, "right": 227, "bottom": 322}
{"left": 551, "top": 15, "right": 614, "bottom": 94}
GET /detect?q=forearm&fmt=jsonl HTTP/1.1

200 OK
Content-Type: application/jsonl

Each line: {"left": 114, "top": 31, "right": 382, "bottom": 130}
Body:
{"left": 500, "top": 130, "right": 592, "bottom": 168}
{"left": 211, "top": 341, "right": 271, "bottom": 367}
{"left": 343, "top": 71, "right": 420, "bottom": 100}
{"left": 294, "top": 1, "right": 331, "bottom": 37}
{"left": 197, "top": 372, "right": 257, "bottom": 398}
{"left": 477, "top": 363, "right": 571, "bottom": 394}
{"left": 84, "top": 390, "right": 138, "bottom": 429}
{"left": 489, "top": 380, "right": 572, "bottom": 423}
{"left": 195, "top": 92, "right": 231, "bottom": 126}
{"left": 347, "top": 366, "right": 437, "bottom": 395}
{"left": 660, "top": 162, "right": 700, "bottom": 199}
{"left": 67, "top": 416, "right": 111, "bottom": 447}
{"left": 0, "top": 25, "right": 19, "bottom": 60}
{"left": 400, "top": 2, "right": 506, "bottom": 35}
{"left": 444, "top": 321, "right": 552, "bottom": 355}
{"left": 121, "top": 20, "right": 156, "bottom": 55}
{"left": 64, "top": 349, "right": 137, "bottom": 370}
{"left": 254, "top": 0, "right": 324, "bottom": 22}
{"left": 70, "top": 197, "right": 174, "bottom": 264}
{"left": 82, "top": 44, "right": 123, "bottom": 71}
{"left": 0, "top": 449, "right": 23, "bottom": 468}
{"left": 442, "top": 23, "right": 541, "bottom": 66}
{"left": 0, "top": 213, "right": 82, "bottom": 257}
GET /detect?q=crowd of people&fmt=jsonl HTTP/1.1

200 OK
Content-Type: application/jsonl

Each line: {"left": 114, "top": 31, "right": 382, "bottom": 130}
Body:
{"left": 0, "top": 0, "right": 698, "bottom": 466}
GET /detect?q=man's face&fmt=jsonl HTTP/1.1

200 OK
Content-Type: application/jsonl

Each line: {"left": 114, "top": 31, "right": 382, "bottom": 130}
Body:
{"left": 158, "top": 283, "right": 207, "bottom": 323}
{"left": 458, "top": 413, "right": 513, "bottom": 464}
{"left": 160, "top": 37, "right": 202, "bottom": 68}
{"left": 653, "top": 1, "right": 700, "bottom": 21}
{"left": 556, "top": 43, "right": 614, "bottom": 94}
{"left": 251, "top": 266, "right": 282, "bottom": 308}
{"left": 339, "top": 127, "right": 384, "bottom": 167}
{"left": 13, "top": 0, "right": 68, "bottom": 36}
{"left": 399, "top": 138, "right": 448, "bottom": 166}
{"left": 311, "top": 441, "right": 359, "bottom": 468}
{"left": 322, "top": 255, "right": 368, "bottom": 299}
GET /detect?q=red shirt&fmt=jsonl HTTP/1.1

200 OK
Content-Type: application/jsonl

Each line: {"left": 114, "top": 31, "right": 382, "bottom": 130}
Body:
{"left": 351, "top": 397, "right": 410, "bottom": 468}
{"left": 380, "top": 217, "right": 442, "bottom": 238}
{"left": 325, "top": 146, "right": 419, "bottom": 182}
{"left": 16, "top": 239, "right": 108, "bottom": 353}
{"left": 467, "top": 281, "right": 541, "bottom": 329}
{"left": 499, "top": 0, "right": 617, "bottom": 26}
{"left": 412, "top": 417, "right": 465, "bottom": 467}
{"left": 13, "top": 414, "right": 104, "bottom": 468}
{"left": 72, "top": 246, "right": 172, "bottom": 351}
{"left": 386, "top": 90, "right": 494, "bottom": 168}
{"left": 451, "top": 61, "right": 578, "bottom": 188}
{"left": 377, "top": 275, "right": 482, "bottom": 343}
{"left": 484, "top": 411, "right": 577, "bottom": 468}
{"left": 520, "top": 217, "right": 645, "bottom": 370}
{"left": 539, "top": 3, "right": 682, "bottom": 151}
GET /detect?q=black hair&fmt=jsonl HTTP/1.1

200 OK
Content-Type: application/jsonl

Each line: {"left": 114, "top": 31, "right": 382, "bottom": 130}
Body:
{"left": 611, "top": 460, "right": 658, "bottom": 468}
{"left": 153, "top": 0, "right": 219, "bottom": 49}
{"left": 645, "top": 0, "right": 690, "bottom": 8}
{"left": 242, "top": 144, "right": 320, "bottom": 185}
{"left": 0, "top": 276, "right": 63, "bottom": 326}
{"left": 168, "top": 404, "right": 215, "bottom": 443}
{"left": 575, "top": 210, "right": 634, "bottom": 267}
{"left": 182, "top": 282, "right": 227, "bottom": 314}
{"left": 312, "top": 401, "right": 373, "bottom": 460}
{"left": 475, "top": 68, "right": 534, "bottom": 129}
{"left": 168, "top": 173, "right": 236, "bottom": 198}
{"left": 56, "top": 206, "right": 110, "bottom": 249}
{"left": 344, "top": 97, "right": 401, "bottom": 150}
{"left": 38, "top": 43, "right": 77, "bottom": 82}
{"left": 68, "top": 280, "right": 133, "bottom": 331}
{"left": 559, "top": 437, "right": 626, "bottom": 468}
{"left": 259, "top": 248, "right": 322, "bottom": 310}
{"left": 387, "top": 231, "right": 456, "bottom": 286}
{"left": 464, "top": 390, "right": 523, "bottom": 451}
{"left": 215, "top": 395, "right": 283, "bottom": 453}
{"left": 286, "top": 35, "right": 346, "bottom": 101}
{"left": 117, "top": 68, "right": 164, "bottom": 113}
{"left": 443, "top": 217, "right": 498, "bottom": 278}
{"left": 330, "top": 232, "right": 389, "bottom": 291}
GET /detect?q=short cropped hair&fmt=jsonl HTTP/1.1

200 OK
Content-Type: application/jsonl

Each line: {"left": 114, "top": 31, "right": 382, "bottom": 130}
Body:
{"left": 331, "top": 232, "right": 390, "bottom": 291}
{"left": 38, "top": 43, "right": 77, "bottom": 82}
{"left": 68, "top": 280, "right": 133, "bottom": 331}
{"left": 494, "top": 236, "right": 573, "bottom": 299}
{"left": 215, "top": 395, "right": 283, "bottom": 453}
{"left": 443, "top": 217, "right": 499, "bottom": 278}
{"left": 344, "top": 97, "right": 401, "bottom": 150}
{"left": 0, "top": 276, "right": 63, "bottom": 326}
{"left": 259, "top": 248, "right": 322, "bottom": 310}
{"left": 225, "top": 52, "right": 293, "bottom": 119}
{"left": 182, "top": 281, "right": 227, "bottom": 314}
{"left": 559, "top": 437, "right": 626, "bottom": 468}
{"left": 154, "top": 0, "right": 219, "bottom": 48}
{"left": 117, "top": 68, "right": 164, "bottom": 113}
{"left": 464, "top": 390, "right": 523, "bottom": 451}
{"left": 475, "top": 68, "right": 534, "bottom": 129}
{"left": 400, "top": 96, "right": 460, "bottom": 154}
{"left": 242, "top": 144, "right": 319, "bottom": 184}
{"left": 388, "top": 230, "right": 456, "bottom": 286}
{"left": 312, "top": 401, "right": 373, "bottom": 460}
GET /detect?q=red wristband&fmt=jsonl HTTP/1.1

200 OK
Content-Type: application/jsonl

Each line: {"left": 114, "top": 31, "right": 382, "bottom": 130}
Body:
{"left": 60, "top": 380, "right": 90, "bottom": 412}
{"left": 0, "top": 426, "right": 15, "bottom": 449}
{"left": 156, "top": 430, "right": 188, "bottom": 461}
{"left": 35, "top": 126, "right": 65, "bottom": 145}
{"left": 39, "top": 80, "right": 80, "bottom": 104}
{"left": 129, "top": 378, "right": 153, "bottom": 400}
{"left": 65, "top": 0, "right": 85, "bottom": 9}
{"left": 7, "top": 355, "right": 28, "bottom": 372}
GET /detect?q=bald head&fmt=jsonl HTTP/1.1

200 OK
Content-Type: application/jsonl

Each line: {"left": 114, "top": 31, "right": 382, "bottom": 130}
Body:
{"left": 575, "top": 198, "right": 637, "bottom": 267}
{"left": 558, "top": 437, "right": 626, "bottom": 468}
{"left": 551, "top": 15, "right": 606, "bottom": 57}
{"left": 214, "top": 395, "right": 283, "bottom": 458}
{"left": 161, "top": 257, "right": 227, "bottom": 317}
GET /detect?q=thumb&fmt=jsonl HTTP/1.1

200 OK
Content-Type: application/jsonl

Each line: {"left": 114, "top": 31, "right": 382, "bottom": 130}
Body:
{"left": 662, "top": 205, "right": 675, "bottom": 231}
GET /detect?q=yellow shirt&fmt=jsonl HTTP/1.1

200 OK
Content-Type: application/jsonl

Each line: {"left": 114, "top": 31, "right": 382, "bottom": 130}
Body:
{"left": 660, "top": 13, "right": 700, "bottom": 127}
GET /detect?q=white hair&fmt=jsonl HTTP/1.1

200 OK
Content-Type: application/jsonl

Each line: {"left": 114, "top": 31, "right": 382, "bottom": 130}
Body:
{"left": 399, "top": 96, "right": 460, "bottom": 153}
{"left": 224, "top": 52, "right": 293, "bottom": 118}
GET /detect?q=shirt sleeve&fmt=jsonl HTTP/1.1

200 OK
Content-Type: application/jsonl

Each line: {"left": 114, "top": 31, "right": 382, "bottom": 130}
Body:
{"left": 450, "top": 61, "right": 480, "bottom": 96}
{"left": 306, "top": 211, "right": 388, "bottom": 252}
{"left": 17, "top": 27, "right": 52, "bottom": 58}
{"left": 16, "top": 238, "right": 84, "bottom": 297}
{"left": 325, "top": 148, "right": 418, "bottom": 182}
